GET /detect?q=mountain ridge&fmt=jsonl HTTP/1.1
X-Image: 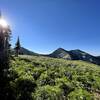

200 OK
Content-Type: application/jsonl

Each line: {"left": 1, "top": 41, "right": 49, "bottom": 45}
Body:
{"left": 13, "top": 47, "right": 100, "bottom": 65}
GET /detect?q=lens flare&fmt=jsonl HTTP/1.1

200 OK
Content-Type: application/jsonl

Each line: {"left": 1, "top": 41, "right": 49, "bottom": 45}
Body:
{"left": 0, "top": 18, "right": 8, "bottom": 28}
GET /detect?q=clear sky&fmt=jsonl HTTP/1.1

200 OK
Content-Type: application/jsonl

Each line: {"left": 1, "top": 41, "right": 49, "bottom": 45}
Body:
{"left": 0, "top": 0, "right": 100, "bottom": 55}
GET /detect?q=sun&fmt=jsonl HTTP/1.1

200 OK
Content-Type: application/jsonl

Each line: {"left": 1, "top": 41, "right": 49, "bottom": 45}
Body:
{"left": 0, "top": 18, "right": 8, "bottom": 28}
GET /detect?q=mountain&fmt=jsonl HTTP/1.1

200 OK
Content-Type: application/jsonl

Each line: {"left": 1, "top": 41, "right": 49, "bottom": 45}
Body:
{"left": 69, "top": 49, "right": 100, "bottom": 65}
{"left": 48, "top": 48, "right": 100, "bottom": 65}
{"left": 12, "top": 47, "right": 100, "bottom": 65}
{"left": 48, "top": 48, "right": 72, "bottom": 60}
{"left": 12, "top": 47, "right": 39, "bottom": 56}
{"left": 19, "top": 47, "right": 39, "bottom": 56}
{"left": 96, "top": 56, "right": 100, "bottom": 59}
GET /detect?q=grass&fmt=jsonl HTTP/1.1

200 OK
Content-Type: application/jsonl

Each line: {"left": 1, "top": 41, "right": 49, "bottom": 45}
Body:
{"left": 10, "top": 55, "right": 100, "bottom": 100}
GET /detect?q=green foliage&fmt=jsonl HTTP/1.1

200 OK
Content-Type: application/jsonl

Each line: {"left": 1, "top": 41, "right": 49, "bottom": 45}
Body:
{"left": 68, "top": 88, "right": 93, "bottom": 100}
{"left": 34, "top": 85, "right": 62, "bottom": 100}
{"left": 10, "top": 55, "right": 100, "bottom": 99}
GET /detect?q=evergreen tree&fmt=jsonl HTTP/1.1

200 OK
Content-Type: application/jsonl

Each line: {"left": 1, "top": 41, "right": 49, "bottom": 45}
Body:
{"left": 0, "top": 12, "right": 15, "bottom": 100}
{"left": 15, "top": 37, "right": 21, "bottom": 57}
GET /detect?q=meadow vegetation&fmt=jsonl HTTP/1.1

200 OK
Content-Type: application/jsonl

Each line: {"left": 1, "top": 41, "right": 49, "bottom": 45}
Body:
{"left": 9, "top": 55, "right": 100, "bottom": 100}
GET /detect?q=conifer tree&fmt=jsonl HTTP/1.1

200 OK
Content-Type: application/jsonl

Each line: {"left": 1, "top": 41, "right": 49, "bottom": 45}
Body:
{"left": 0, "top": 12, "right": 15, "bottom": 100}
{"left": 15, "top": 36, "right": 21, "bottom": 57}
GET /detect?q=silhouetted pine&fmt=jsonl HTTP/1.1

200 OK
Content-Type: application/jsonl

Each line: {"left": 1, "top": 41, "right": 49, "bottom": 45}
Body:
{"left": 0, "top": 13, "right": 16, "bottom": 100}
{"left": 14, "top": 37, "right": 21, "bottom": 57}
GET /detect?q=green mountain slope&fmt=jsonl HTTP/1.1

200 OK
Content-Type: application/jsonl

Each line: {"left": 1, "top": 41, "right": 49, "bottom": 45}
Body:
{"left": 19, "top": 47, "right": 39, "bottom": 56}
{"left": 48, "top": 48, "right": 72, "bottom": 59}
{"left": 48, "top": 48, "right": 100, "bottom": 65}
{"left": 12, "top": 47, "right": 100, "bottom": 65}
{"left": 12, "top": 47, "right": 39, "bottom": 56}
{"left": 69, "top": 49, "right": 100, "bottom": 65}
{"left": 10, "top": 55, "right": 100, "bottom": 100}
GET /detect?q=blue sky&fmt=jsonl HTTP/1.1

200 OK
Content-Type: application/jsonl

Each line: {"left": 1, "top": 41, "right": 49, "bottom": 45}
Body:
{"left": 0, "top": 0, "right": 100, "bottom": 55}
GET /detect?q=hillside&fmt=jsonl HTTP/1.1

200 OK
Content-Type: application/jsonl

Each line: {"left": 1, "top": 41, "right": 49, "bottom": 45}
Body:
{"left": 69, "top": 49, "right": 100, "bottom": 65}
{"left": 97, "top": 56, "right": 100, "bottom": 59}
{"left": 48, "top": 48, "right": 100, "bottom": 65}
{"left": 48, "top": 48, "right": 71, "bottom": 60}
{"left": 10, "top": 55, "right": 100, "bottom": 100}
{"left": 12, "top": 47, "right": 39, "bottom": 56}
{"left": 19, "top": 47, "right": 39, "bottom": 56}
{"left": 12, "top": 47, "right": 100, "bottom": 65}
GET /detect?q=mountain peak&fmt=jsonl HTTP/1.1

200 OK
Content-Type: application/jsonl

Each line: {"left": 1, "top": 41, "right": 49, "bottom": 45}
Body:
{"left": 49, "top": 48, "right": 71, "bottom": 60}
{"left": 12, "top": 46, "right": 100, "bottom": 65}
{"left": 56, "top": 48, "right": 66, "bottom": 51}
